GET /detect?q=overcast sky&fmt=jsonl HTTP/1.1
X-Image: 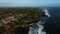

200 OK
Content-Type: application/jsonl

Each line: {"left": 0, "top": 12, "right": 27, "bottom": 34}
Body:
{"left": 0, "top": 0, "right": 60, "bottom": 7}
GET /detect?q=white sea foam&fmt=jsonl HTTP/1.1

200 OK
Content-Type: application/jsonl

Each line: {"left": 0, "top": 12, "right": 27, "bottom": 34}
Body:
{"left": 43, "top": 9, "right": 50, "bottom": 17}
{"left": 28, "top": 9, "right": 50, "bottom": 34}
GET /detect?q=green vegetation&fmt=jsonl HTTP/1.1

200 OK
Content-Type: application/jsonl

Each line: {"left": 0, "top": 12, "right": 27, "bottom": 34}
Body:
{"left": 0, "top": 8, "right": 46, "bottom": 34}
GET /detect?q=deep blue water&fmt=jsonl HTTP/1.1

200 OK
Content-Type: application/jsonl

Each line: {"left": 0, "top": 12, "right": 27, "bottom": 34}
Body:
{"left": 44, "top": 7, "right": 60, "bottom": 34}
{"left": 14, "top": 7, "right": 60, "bottom": 34}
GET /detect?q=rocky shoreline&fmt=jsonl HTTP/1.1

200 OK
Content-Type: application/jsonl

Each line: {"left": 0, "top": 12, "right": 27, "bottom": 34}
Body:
{"left": 0, "top": 8, "right": 48, "bottom": 34}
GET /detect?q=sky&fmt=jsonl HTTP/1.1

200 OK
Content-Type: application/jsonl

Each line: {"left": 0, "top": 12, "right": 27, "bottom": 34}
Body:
{"left": 0, "top": 0, "right": 60, "bottom": 7}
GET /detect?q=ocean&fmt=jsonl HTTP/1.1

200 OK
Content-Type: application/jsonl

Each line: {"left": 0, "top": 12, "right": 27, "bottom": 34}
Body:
{"left": 44, "top": 7, "right": 60, "bottom": 34}
{"left": 13, "top": 7, "right": 60, "bottom": 34}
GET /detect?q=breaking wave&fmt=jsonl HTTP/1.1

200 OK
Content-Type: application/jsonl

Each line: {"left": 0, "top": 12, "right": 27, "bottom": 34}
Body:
{"left": 28, "top": 9, "right": 50, "bottom": 34}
